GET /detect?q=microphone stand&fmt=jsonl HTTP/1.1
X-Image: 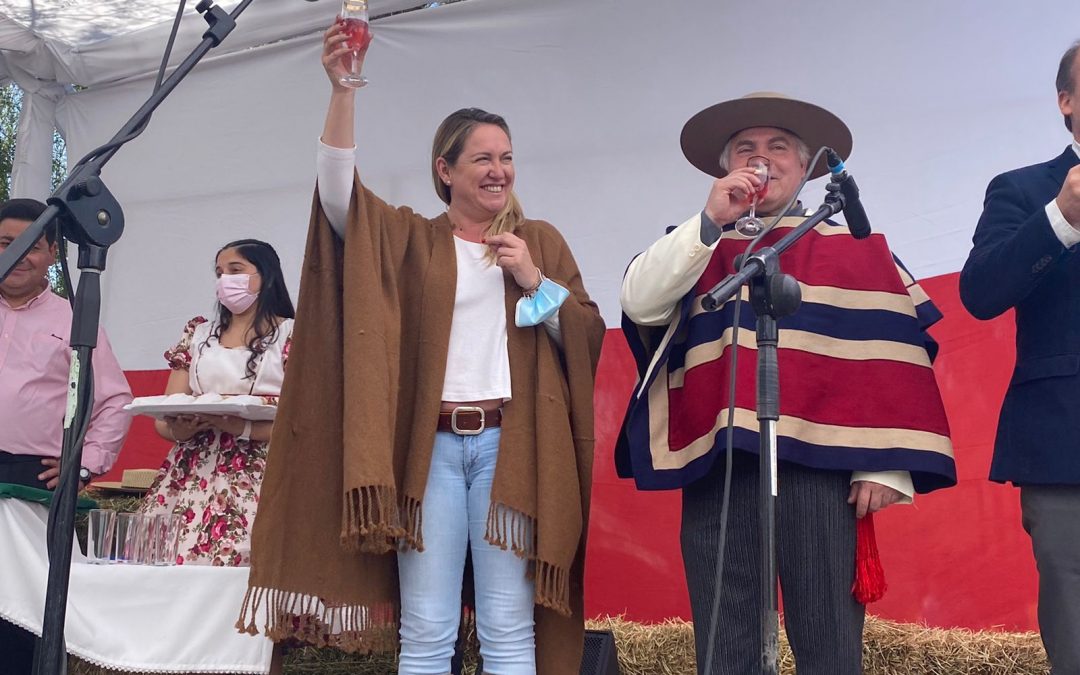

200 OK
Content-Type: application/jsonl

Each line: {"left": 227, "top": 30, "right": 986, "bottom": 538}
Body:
{"left": 699, "top": 182, "right": 848, "bottom": 675}
{"left": 0, "top": 2, "right": 254, "bottom": 672}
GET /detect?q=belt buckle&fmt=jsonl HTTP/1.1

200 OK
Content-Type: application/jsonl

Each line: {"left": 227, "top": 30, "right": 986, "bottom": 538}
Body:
{"left": 451, "top": 406, "right": 485, "bottom": 436}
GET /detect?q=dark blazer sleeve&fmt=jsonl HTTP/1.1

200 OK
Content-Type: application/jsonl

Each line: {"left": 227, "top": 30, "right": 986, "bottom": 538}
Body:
{"left": 959, "top": 171, "right": 1069, "bottom": 320}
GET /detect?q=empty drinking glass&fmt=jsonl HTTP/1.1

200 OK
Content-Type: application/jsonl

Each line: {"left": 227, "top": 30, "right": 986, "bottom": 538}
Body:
{"left": 150, "top": 513, "right": 182, "bottom": 566}
{"left": 86, "top": 509, "right": 116, "bottom": 564}
{"left": 115, "top": 512, "right": 148, "bottom": 564}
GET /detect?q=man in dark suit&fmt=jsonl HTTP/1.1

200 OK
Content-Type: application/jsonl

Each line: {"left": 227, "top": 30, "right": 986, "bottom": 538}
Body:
{"left": 960, "top": 40, "right": 1080, "bottom": 674}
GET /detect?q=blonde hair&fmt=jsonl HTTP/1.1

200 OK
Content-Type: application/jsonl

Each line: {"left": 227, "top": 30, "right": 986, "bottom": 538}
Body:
{"left": 431, "top": 108, "right": 525, "bottom": 259}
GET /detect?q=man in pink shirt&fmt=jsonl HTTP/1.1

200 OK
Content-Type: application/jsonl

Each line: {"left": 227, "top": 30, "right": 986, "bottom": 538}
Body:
{"left": 0, "top": 197, "right": 133, "bottom": 671}
{"left": 0, "top": 198, "right": 133, "bottom": 488}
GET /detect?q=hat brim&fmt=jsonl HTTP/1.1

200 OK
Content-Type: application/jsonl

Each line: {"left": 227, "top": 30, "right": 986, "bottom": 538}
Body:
{"left": 89, "top": 481, "right": 149, "bottom": 495}
{"left": 680, "top": 97, "right": 852, "bottom": 180}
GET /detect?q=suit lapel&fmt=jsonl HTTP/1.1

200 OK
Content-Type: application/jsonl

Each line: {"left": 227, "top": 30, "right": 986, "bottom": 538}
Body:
{"left": 1046, "top": 146, "right": 1079, "bottom": 191}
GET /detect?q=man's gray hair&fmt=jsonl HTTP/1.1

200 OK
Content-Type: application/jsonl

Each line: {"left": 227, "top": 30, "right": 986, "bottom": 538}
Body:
{"left": 717, "top": 129, "right": 811, "bottom": 173}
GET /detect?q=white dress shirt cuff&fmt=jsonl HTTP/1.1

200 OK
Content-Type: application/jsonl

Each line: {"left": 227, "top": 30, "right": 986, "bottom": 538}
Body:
{"left": 850, "top": 470, "right": 914, "bottom": 503}
{"left": 1046, "top": 199, "right": 1080, "bottom": 249}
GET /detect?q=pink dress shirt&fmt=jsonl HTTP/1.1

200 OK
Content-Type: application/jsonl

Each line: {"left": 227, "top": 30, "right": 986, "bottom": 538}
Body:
{"left": 0, "top": 288, "right": 132, "bottom": 475}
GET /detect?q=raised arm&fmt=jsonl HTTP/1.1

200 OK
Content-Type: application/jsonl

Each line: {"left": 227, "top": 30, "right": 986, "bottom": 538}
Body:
{"left": 317, "top": 22, "right": 364, "bottom": 237}
{"left": 960, "top": 165, "right": 1080, "bottom": 320}
{"left": 321, "top": 21, "right": 359, "bottom": 151}
{"left": 621, "top": 169, "right": 762, "bottom": 326}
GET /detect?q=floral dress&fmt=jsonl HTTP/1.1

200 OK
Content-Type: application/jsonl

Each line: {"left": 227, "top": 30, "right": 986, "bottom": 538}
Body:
{"left": 139, "top": 316, "right": 293, "bottom": 566}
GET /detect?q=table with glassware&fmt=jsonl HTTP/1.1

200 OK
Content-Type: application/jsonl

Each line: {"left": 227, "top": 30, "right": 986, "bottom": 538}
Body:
{"left": 0, "top": 493, "right": 273, "bottom": 673}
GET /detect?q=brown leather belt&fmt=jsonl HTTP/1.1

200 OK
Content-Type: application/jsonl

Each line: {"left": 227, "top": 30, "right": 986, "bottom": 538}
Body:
{"left": 437, "top": 406, "right": 502, "bottom": 435}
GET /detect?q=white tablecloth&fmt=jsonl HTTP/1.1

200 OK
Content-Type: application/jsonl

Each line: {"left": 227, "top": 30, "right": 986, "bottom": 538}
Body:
{"left": 0, "top": 498, "right": 273, "bottom": 673}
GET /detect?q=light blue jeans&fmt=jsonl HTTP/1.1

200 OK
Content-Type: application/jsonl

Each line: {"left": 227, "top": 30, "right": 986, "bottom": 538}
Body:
{"left": 397, "top": 428, "right": 536, "bottom": 674}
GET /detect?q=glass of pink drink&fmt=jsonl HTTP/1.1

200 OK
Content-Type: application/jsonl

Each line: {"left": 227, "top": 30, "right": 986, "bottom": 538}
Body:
{"left": 734, "top": 155, "right": 770, "bottom": 237}
{"left": 339, "top": 0, "right": 372, "bottom": 88}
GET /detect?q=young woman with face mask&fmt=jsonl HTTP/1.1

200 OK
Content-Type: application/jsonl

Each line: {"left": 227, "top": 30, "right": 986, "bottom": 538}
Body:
{"left": 139, "top": 239, "right": 296, "bottom": 566}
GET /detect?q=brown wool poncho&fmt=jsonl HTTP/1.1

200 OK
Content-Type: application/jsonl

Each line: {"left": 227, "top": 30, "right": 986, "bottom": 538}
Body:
{"left": 238, "top": 176, "right": 605, "bottom": 673}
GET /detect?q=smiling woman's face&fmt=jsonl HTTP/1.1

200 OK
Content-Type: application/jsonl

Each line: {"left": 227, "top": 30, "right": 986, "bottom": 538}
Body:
{"left": 438, "top": 123, "right": 516, "bottom": 222}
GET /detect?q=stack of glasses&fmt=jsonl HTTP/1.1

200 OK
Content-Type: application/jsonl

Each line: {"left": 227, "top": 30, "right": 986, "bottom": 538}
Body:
{"left": 85, "top": 510, "right": 183, "bottom": 565}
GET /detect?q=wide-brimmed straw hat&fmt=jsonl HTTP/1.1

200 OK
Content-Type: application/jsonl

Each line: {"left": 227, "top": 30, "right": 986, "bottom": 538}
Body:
{"left": 680, "top": 92, "right": 852, "bottom": 179}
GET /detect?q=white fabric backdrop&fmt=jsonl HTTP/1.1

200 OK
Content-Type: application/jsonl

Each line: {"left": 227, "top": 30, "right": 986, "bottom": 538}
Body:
{"left": 54, "top": 0, "right": 1080, "bottom": 370}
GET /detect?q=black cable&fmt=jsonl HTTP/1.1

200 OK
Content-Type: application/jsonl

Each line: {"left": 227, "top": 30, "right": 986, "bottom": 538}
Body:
{"left": 156, "top": 0, "right": 189, "bottom": 94}
{"left": 56, "top": 225, "right": 95, "bottom": 457}
{"left": 699, "top": 146, "right": 827, "bottom": 674}
{"left": 58, "top": 236, "right": 73, "bottom": 310}
{"left": 71, "top": 0, "right": 190, "bottom": 169}
{"left": 46, "top": 234, "right": 97, "bottom": 560}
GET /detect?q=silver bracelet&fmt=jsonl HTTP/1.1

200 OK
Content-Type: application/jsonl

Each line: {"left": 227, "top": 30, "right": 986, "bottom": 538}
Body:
{"left": 522, "top": 267, "right": 544, "bottom": 298}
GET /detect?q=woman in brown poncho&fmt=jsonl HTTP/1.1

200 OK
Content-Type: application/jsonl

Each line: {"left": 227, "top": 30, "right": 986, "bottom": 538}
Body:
{"left": 238, "top": 20, "right": 605, "bottom": 675}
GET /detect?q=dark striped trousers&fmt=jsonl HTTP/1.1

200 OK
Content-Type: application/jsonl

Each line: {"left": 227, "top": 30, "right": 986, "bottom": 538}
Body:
{"left": 681, "top": 451, "right": 865, "bottom": 675}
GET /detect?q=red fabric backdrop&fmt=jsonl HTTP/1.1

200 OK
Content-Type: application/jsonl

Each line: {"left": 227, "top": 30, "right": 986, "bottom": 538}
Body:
{"left": 104, "top": 271, "right": 1037, "bottom": 630}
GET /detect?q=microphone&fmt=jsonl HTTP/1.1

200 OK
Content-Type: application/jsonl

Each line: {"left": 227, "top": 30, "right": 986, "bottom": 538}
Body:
{"left": 825, "top": 148, "right": 872, "bottom": 239}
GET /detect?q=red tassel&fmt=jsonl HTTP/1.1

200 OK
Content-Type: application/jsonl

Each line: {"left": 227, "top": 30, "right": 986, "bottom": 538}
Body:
{"left": 851, "top": 513, "right": 887, "bottom": 604}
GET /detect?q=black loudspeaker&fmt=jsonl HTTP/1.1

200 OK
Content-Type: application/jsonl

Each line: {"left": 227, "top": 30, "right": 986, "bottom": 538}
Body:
{"left": 581, "top": 629, "right": 620, "bottom": 675}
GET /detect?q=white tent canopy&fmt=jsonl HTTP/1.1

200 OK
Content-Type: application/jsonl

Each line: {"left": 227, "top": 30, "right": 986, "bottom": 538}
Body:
{"left": 0, "top": 0, "right": 425, "bottom": 199}
{"left": 0, "top": 0, "right": 426, "bottom": 86}
{"left": 2, "top": 0, "right": 1080, "bottom": 369}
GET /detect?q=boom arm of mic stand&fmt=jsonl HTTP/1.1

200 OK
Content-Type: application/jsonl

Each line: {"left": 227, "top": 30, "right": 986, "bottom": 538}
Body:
{"left": 699, "top": 201, "right": 843, "bottom": 312}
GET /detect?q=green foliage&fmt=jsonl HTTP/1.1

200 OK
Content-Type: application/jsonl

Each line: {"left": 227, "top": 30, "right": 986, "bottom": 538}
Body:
{"left": 0, "top": 83, "right": 69, "bottom": 296}
{"left": 0, "top": 83, "right": 20, "bottom": 204}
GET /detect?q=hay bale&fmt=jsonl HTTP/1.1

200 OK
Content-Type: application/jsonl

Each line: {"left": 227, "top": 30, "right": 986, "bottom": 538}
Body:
{"left": 82, "top": 491, "right": 145, "bottom": 514}
{"left": 587, "top": 616, "right": 697, "bottom": 675}
{"left": 586, "top": 615, "right": 1049, "bottom": 675}
{"left": 861, "top": 615, "right": 1049, "bottom": 675}
{"left": 67, "top": 614, "right": 1050, "bottom": 674}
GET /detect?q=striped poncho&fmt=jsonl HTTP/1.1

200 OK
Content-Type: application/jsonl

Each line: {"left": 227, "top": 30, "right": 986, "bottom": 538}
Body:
{"left": 616, "top": 217, "right": 956, "bottom": 493}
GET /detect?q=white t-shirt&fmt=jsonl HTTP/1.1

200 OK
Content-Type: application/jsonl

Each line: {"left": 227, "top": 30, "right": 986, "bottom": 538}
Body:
{"left": 440, "top": 237, "right": 513, "bottom": 401}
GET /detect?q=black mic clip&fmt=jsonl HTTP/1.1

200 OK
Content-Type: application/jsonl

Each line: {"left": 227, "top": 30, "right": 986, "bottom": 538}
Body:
{"left": 823, "top": 147, "right": 873, "bottom": 240}
{"left": 823, "top": 148, "right": 848, "bottom": 213}
{"left": 823, "top": 178, "right": 844, "bottom": 210}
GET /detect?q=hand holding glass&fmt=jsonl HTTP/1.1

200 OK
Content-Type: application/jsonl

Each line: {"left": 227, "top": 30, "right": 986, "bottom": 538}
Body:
{"left": 734, "top": 156, "right": 771, "bottom": 237}
{"left": 338, "top": 0, "right": 372, "bottom": 88}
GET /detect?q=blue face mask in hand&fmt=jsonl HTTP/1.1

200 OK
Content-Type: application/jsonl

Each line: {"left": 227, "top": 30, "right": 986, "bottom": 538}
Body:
{"left": 515, "top": 277, "right": 570, "bottom": 327}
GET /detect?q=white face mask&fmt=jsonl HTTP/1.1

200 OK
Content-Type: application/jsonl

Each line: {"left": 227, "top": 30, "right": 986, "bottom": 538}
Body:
{"left": 216, "top": 273, "right": 259, "bottom": 314}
